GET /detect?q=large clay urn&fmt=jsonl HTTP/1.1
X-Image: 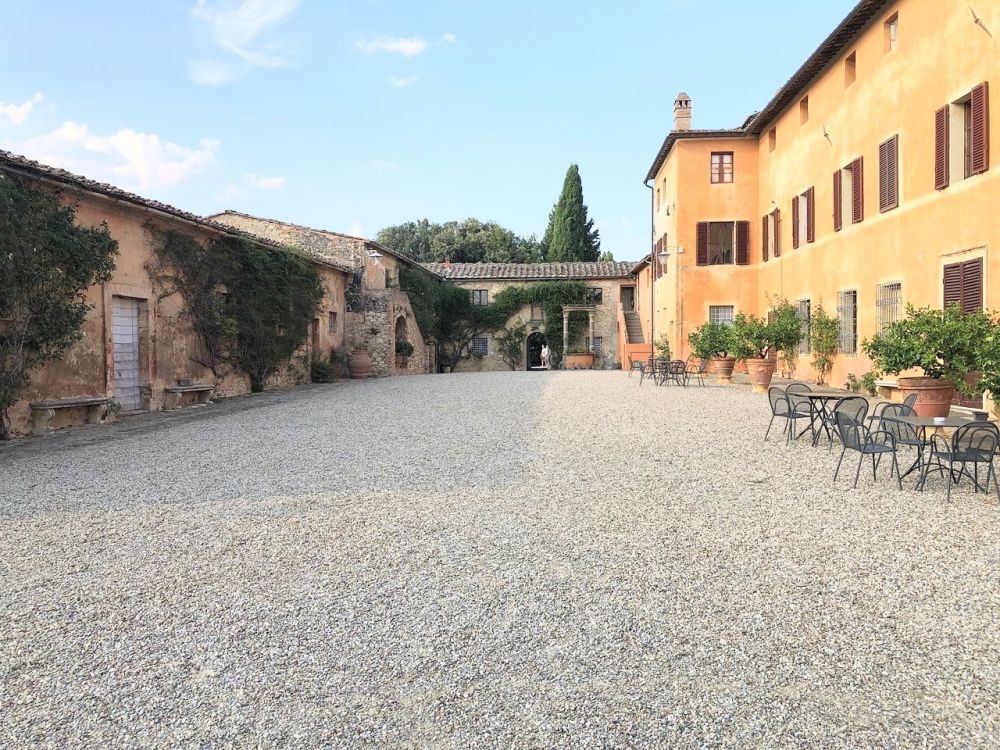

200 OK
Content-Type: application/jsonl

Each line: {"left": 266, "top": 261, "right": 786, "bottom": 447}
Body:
{"left": 709, "top": 356, "right": 736, "bottom": 384}
{"left": 897, "top": 376, "right": 955, "bottom": 417}
{"left": 348, "top": 350, "right": 372, "bottom": 379}
{"left": 746, "top": 357, "right": 777, "bottom": 393}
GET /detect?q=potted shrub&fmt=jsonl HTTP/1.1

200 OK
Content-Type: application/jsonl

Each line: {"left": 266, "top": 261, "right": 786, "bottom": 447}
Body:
{"left": 809, "top": 303, "right": 839, "bottom": 386}
{"left": 729, "top": 304, "right": 801, "bottom": 393}
{"left": 688, "top": 322, "right": 735, "bottom": 383}
{"left": 653, "top": 334, "right": 671, "bottom": 362}
{"left": 863, "top": 304, "right": 991, "bottom": 417}
{"left": 348, "top": 345, "right": 373, "bottom": 378}
{"left": 395, "top": 339, "right": 414, "bottom": 369}
{"left": 564, "top": 346, "right": 595, "bottom": 369}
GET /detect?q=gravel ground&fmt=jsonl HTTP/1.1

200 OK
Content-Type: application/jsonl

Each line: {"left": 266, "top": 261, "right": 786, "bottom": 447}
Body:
{"left": 3, "top": 371, "right": 1000, "bottom": 748}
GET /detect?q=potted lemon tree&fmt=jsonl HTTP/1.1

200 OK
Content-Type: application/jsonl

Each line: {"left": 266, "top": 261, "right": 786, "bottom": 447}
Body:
{"left": 729, "top": 303, "right": 802, "bottom": 393}
{"left": 688, "top": 322, "right": 736, "bottom": 383}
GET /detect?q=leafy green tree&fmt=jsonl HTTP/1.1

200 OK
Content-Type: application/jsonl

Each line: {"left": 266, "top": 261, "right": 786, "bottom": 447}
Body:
{"left": 496, "top": 321, "right": 528, "bottom": 370}
{"left": 375, "top": 219, "right": 435, "bottom": 262}
{"left": 541, "top": 165, "right": 601, "bottom": 262}
{"left": 598, "top": 250, "right": 615, "bottom": 262}
{"left": 377, "top": 218, "right": 542, "bottom": 263}
{"left": 0, "top": 173, "right": 119, "bottom": 438}
{"left": 809, "top": 303, "right": 840, "bottom": 385}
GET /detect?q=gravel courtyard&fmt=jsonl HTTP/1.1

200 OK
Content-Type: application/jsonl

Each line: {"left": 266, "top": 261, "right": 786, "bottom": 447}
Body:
{"left": 3, "top": 371, "right": 1000, "bottom": 748}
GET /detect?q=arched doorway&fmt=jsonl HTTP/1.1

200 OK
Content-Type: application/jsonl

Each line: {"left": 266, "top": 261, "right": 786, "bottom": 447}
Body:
{"left": 526, "top": 331, "right": 546, "bottom": 370}
{"left": 394, "top": 315, "right": 409, "bottom": 370}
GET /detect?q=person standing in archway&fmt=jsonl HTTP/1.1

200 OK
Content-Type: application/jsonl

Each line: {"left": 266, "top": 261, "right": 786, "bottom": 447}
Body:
{"left": 541, "top": 344, "right": 551, "bottom": 370}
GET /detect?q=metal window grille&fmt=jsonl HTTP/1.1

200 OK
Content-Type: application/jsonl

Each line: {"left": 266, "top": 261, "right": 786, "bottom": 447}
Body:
{"left": 585, "top": 336, "right": 604, "bottom": 356}
{"left": 708, "top": 305, "right": 734, "bottom": 325}
{"left": 471, "top": 336, "right": 488, "bottom": 356}
{"left": 797, "top": 299, "right": 811, "bottom": 354}
{"left": 876, "top": 282, "right": 902, "bottom": 333}
{"left": 328, "top": 311, "right": 337, "bottom": 334}
{"left": 837, "top": 290, "right": 858, "bottom": 355}
{"left": 471, "top": 290, "right": 488, "bottom": 306}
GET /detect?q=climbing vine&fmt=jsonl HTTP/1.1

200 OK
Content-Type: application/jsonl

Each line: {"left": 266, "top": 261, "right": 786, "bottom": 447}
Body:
{"left": 146, "top": 225, "right": 324, "bottom": 392}
{"left": 397, "top": 268, "right": 589, "bottom": 369}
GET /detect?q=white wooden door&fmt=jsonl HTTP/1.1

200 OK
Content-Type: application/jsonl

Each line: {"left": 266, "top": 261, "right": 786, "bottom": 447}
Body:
{"left": 112, "top": 297, "right": 141, "bottom": 410}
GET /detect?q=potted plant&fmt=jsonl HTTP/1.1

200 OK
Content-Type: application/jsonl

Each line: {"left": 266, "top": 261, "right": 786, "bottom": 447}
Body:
{"left": 348, "top": 344, "right": 373, "bottom": 379}
{"left": 809, "top": 303, "right": 839, "bottom": 386}
{"left": 395, "top": 339, "right": 414, "bottom": 369}
{"left": 688, "top": 322, "right": 735, "bottom": 383}
{"left": 863, "top": 304, "right": 991, "bottom": 417}
{"left": 653, "top": 334, "right": 671, "bottom": 362}
{"left": 729, "top": 304, "right": 802, "bottom": 394}
{"left": 564, "top": 345, "right": 595, "bottom": 370}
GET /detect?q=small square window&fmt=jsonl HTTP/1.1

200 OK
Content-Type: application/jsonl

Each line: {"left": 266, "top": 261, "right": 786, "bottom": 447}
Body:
{"left": 711, "top": 152, "right": 734, "bottom": 183}
{"left": 328, "top": 311, "right": 337, "bottom": 334}
{"left": 845, "top": 52, "right": 857, "bottom": 87}
{"left": 471, "top": 336, "right": 488, "bottom": 356}
{"left": 709, "top": 305, "right": 734, "bottom": 325}
{"left": 585, "top": 336, "right": 603, "bottom": 356}
{"left": 799, "top": 96, "right": 809, "bottom": 125}
{"left": 884, "top": 14, "right": 898, "bottom": 53}
{"left": 768, "top": 128, "right": 776, "bottom": 152}
{"left": 471, "top": 289, "right": 489, "bottom": 306}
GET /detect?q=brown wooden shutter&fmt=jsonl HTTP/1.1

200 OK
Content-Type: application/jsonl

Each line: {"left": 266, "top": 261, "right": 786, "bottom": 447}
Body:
{"left": 833, "top": 171, "right": 842, "bottom": 231}
{"left": 962, "top": 258, "right": 984, "bottom": 312}
{"left": 696, "top": 222, "right": 709, "bottom": 266}
{"left": 773, "top": 209, "right": 781, "bottom": 258}
{"left": 943, "top": 262, "right": 963, "bottom": 308}
{"left": 735, "top": 220, "right": 749, "bottom": 265}
{"left": 762, "top": 215, "right": 769, "bottom": 262}
{"left": 806, "top": 187, "right": 815, "bottom": 243}
{"left": 935, "top": 106, "right": 950, "bottom": 189}
{"left": 791, "top": 197, "right": 800, "bottom": 249}
{"left": 971, "top": 82, "right": 990, "bottom": 175}
{"left": 879, "top": 135, "right": 899, "bottom": 212}
{"left": 852, "top": 157, "right": 864, "bottom": 223}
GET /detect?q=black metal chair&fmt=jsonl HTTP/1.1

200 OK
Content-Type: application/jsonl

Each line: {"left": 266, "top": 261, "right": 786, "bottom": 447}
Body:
{"left": 868, "top": 393, "right": 917, "bottom": 428}
{"left": 917, "top": 422, "right": 1000, "bottom": 502}
{"left": 784, "top": 383, "right": 818, "bottom": 444}
{"left": 663, "top": 359, "right": 687, "bottom": 386}
{"left": 821, "top": 396, "right": 870, "bottom": 449}
{"left": 880, "top": 409, "right": 926, "bottom": 480}
{"left": 628, "top": 356, "right": 645, "bottom": 379}
{"left": 683, "top": 356, "right": 709, "bottom": 387}
{"left": 833, "top": 411, "right": 901, "bottom": 490}
{"left": 638, "top": 357, "right": 657, "bottom": 386}
{"left": 764, "top": 386, "right": 792, "bottom": 441}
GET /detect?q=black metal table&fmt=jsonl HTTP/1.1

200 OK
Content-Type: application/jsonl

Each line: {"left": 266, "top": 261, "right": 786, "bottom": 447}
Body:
{"left": 794, "top": 392, "right": 845, "bottom": 445}
{"left": 894, "top": 415, "right": 972, "bottom": 481}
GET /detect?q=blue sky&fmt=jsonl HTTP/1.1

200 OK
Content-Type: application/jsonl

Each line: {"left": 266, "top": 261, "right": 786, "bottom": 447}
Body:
{"left": 1, "top": 0, "right": 858, "bottom": 261}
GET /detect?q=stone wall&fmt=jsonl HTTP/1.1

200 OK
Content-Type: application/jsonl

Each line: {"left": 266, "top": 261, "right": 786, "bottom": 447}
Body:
{"left": 344, "top": 286, "right": 432, "bottom": 376}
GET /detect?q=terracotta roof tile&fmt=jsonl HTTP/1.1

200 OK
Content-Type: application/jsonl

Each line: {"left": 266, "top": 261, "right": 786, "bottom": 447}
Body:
{"left": 423, "top": 261, "right": 637, "bottom": 281}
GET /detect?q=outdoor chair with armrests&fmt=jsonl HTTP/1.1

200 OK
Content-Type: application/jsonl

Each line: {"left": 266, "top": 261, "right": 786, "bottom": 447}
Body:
{"left": 879, "top": 406, "right": 926, "bottom": 480}
{"left": 833, "top": 411, "right": 902, "bottom": 490}
{"left": 868, "top": 393, "right": 918, "bottom": 428}
{"left": 784, "top": 383, "right": 818, "bottom": 444}
{"left": 683, "top": 356, "right": 709, "bottom": 387}
{"left": 917, "top": 422, "right": 1000, "bottom": 503}
{"left": 821, "top": 395, "right": 870, "bottom": 449}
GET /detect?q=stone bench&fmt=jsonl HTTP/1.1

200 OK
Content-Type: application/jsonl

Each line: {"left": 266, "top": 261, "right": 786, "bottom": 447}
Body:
{"left": 162, "top": 384, "right": 215, "bottom": 411}
{"left": 29, "top": 396, "right": 110, "bottom": 436}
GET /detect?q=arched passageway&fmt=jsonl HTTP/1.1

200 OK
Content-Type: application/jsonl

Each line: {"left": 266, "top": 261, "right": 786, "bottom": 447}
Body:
{"left": 526, "top": 331, "right": 546, "bottom": 370}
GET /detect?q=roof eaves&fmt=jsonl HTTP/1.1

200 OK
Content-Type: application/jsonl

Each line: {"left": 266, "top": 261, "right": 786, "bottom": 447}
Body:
{"left": 643, "top": 129, "right": 750, "bottom": 183}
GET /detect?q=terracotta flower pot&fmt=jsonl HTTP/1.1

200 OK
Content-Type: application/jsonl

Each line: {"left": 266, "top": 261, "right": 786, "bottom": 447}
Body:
{"left": 709, "top": 356, "right": 736, "bottom": 384}
{"left": 348, "top": 350, "right": 372, "bottom": 379}
{"left": 735, "top": 359, "right": 749, "bottom": 374}
{"left": 565, "top": 352, "right": 595, "bottom": 370}
{"left": 746, "top": 357, "right": 776, "bottom": 393}
{"left": 897, "top": 376, "right": 955, "bottom": 417}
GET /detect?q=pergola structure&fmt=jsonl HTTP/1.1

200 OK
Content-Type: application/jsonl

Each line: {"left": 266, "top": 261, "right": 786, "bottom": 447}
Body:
{"left": 561, "top": 304, "right": 599, "bottom": 360}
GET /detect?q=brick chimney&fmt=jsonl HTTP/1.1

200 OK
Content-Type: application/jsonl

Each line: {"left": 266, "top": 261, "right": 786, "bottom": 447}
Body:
{"left": 674, "top": 92, "right": 692, "bottom": 131}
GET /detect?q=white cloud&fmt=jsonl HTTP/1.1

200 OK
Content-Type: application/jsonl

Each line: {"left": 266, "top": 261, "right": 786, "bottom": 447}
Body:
{"left": 355, "top": 35, "right": 427, "bottom": 56}
{"left": 189, "top": 0, "right": 300, "bottom": 85}
{"left": 14, "top": 121, "right": 219, "bottom": 189}
{"left": 0, "top": 92, "right": 44, "bottom": 127}
{"left": 442, "top": 32, "right": 457, "bottom": 43}
{"left": 349, "top": 220, "right": 365, "bottom": 237}
{"left": 243, "top": 173, "right": 285, "bottom": 189}
{"left": 387, "top": 75, "right": 418, "bottom": 88}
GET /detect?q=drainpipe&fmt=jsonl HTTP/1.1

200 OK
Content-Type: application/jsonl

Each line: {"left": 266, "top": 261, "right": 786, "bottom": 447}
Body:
{"left": 644, "top": 178, "right": 654, "bottom": 348}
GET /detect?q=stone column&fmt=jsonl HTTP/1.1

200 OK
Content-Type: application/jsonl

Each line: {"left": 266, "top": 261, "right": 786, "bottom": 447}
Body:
{"left": 588, "top": 311, "right": 595, "bottom": 352}
{"left": 562, "top": 310, "right": 569, "bottom": 360}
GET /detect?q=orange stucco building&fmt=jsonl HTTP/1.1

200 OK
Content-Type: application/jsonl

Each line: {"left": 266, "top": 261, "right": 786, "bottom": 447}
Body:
{"left": 631, "top": 0, "right": 999, "bottom": 405}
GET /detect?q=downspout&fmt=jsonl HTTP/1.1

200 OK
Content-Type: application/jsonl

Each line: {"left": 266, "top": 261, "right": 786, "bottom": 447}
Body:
{"left": 644, "top": 178, "right": 654, "bottom": 347}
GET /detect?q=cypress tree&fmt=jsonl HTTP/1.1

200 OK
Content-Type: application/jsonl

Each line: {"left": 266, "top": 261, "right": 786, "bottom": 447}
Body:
{"left": 541, "top": 165, "right": 601, "bottom": 262}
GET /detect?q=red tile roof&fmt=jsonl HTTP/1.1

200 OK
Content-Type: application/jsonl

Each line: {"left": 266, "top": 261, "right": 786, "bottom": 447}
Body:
{"left": 424, "top": 261, "right": 637, "bottom": 280}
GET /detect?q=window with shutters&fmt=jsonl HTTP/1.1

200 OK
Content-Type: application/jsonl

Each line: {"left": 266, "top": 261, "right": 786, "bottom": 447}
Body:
{"left": 845, "top": 52, "right": 857, "bottom": 87}
{"left": 696, "top": 221, "right": 748, "bottom": 266}
{"left": 943, "top": 258, "right": 983, "bottom": 313}
{"left": 471, "top": 336, "right": 489, "bottom": 356}
{"left": 471, "top": 289, "right": 489, "bottom": 306}
{"left": 793, "top": 189, "right": 813, "bottom": 247}
{"left": 877, "top": 281, "right": 902, "bottom": 333}
{"left": 799, "top": 97, "right": 809, "bottom": 125}
{"left": 836, "top": 160, "right": 862, "bottom": 227}
{"left": 765, "top": 210, "right": 780, "bottom": 258}
{"left": 944, "top": 84, "right": 990, "bottom": 185}
{"left": 709, "top": 305, "right": 734, "bottom": 325}
{"left": 837, "top": 290, "right": 858, "bottom": 355}
{"left": 884, "top": 14, "right": 898, "bottom": 53}
{"left": 796, "top": 299, "right": 811, "bottom": 354}
{"left": 710, "top": 152, "right": 734, "bottom": 183}
{"left": 879, "top": 135, "right": 899, "bottom": 212}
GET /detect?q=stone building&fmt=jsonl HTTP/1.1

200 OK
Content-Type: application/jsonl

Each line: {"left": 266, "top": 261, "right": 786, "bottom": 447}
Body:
{"left": 1, "top": 151, "right": 349, "bottom": 437}
{"left": 424, "top": 261, "right": 638, "bottom": 371}
{"left": 208, "top": 211, "right": 440, "bottom": 377}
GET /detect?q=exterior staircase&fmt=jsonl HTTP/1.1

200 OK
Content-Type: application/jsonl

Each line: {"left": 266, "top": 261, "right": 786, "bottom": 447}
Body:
{"left": 624, "top": 310, "right": 644, "bottom": 344}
